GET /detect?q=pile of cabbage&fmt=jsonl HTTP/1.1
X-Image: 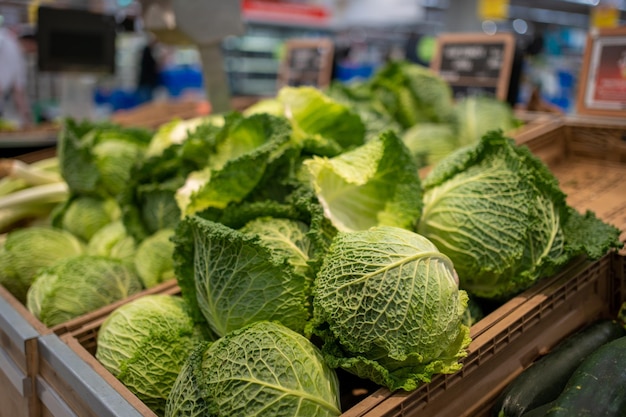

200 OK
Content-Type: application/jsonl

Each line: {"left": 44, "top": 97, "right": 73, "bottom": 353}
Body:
{"left": 0, "top": 61, "right": 621, "bottom": 417}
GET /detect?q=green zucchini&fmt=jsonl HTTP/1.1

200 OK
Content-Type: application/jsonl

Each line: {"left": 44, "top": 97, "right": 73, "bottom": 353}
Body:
{"left": 493, "top": 319, "right": 626, "bottom": 417}
{"left": 545, "top": 335, "right": 626, "bottom": 416}
{"left": 520, "top": 401, "right": 555, "bottom": 417}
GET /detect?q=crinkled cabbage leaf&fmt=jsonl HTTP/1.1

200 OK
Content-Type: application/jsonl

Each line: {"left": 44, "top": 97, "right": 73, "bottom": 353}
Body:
{"left": 175, "top": 113, "right": 292, "bottom": 216}
{"left": 165, "top": 321, "right": 341, "bottom": 417}
{"left": 172, "top": 215, "right": 313, "bottom": 336}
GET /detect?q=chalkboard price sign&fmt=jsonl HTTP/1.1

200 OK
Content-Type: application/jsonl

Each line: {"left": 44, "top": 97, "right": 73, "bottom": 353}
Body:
{"left": 431, "top": 33, "right": 515, "bottom": 101}
{"left": 278, "top": 38, "right": 334, "bottom": 89}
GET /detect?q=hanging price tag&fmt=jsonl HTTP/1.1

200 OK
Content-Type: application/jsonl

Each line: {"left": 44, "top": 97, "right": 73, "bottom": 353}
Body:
{"left": 478, "top": 0, "right": 509, "bottom": 20}
{"left": 591, "top": 5, "right": 619, "bottom": 28}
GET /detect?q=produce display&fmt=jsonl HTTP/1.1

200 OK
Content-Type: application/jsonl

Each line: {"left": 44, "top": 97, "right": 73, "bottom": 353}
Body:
{"left": 0, "top": 61, "right": 622, "bottom": 416}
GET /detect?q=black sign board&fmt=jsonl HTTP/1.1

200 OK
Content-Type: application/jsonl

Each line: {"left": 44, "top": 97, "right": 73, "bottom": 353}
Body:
{"left": 278, "top": 38, "right": 334, "bottom": 89}
{"left": 431, "top": 33, "right": 515, "bottom": 101}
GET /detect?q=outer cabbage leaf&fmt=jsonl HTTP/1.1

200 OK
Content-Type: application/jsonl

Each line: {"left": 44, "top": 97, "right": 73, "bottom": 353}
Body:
{"left": 172, "top": 215, "right": 312, "bottom": 336}
{"left": 57, "top": 119, "right": 151, "bottom": 197}
{"left": 26, "top": 255, "right": 143, "bottom": 327}
{"left": 96, "top": 294, "right": 211, "bottom": 416}
{"left": 277, "top": 86, "right": 366, "bottom": 156}
{"left": 175, "top": 113, "right": 292, "bottom": 216}
{"left": 309, "top": 226, "right": 470, "bottom": 391}
{"left": 165, "top": 321, "right": 341, "bottom": 417}
{"left": 304, "top": 130, "right": 422, "bottom": 232}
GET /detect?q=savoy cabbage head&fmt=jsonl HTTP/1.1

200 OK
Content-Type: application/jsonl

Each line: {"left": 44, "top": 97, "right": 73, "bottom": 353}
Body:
{"left": 165, "top": 321, "right": 341, "bottom": 417}
{"left": 308, "top": 226, "right": 470, "bottom": 391}
{"left": 0, "top": 226, "right": 85, "bottom": 303}
{"left": 26, "top": 255, "right": 143, "bottom": 327}
{"left": 96, "top": 294, "right": 211, "bottom": 416}
{"left": 57, "top": 119, "right": 151, "bottom": 198}
{"left": 418, "top": 130, "right": 622, "bottom": 300}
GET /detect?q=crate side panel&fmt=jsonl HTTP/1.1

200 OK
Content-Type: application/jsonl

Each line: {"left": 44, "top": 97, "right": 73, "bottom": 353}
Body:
{"left": 0, "top": 365, "right": 32, "bottom": 417}
{"left": 37, "top": 333, "right": 153, "bottom": 417}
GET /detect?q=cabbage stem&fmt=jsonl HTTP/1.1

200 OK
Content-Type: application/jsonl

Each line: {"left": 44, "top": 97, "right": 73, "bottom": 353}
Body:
{"left": 0, "top": 158, "right": 62, "bottom": 186}
{"left": 0, "top": 182, "right": 68, "bottom": 210}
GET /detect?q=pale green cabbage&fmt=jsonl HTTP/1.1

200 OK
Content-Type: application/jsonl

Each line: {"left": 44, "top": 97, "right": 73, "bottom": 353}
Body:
{"left": 87, "top": 220, "right": 137, "bottom": 266}
{"left": 165, "top": 321, "right": 341, "bottom": 417}
{"left": 26, "top": 255, "right": 143, "bottom": 326}
{"left": 308, "top": 226, "right": 470, "bottom": 391}
{"left": 96, "top": 294, "right": 210, "bottom": 416}
{"left": 0, "top": 226, "right": 85, "bottom": 303}
{"left": 418, "top": 130, "right": 622, "bottom": 300}
{"left": 134, "top": 228, "right": 176, "bottom": 288}
{"left": 53, "top": 195, "right": 121, "bottom": 241}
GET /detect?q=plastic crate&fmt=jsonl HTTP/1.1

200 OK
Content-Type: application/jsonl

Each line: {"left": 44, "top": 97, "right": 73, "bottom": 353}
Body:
{"left": 54, "top": 251, "right": 621, "bottom": 417}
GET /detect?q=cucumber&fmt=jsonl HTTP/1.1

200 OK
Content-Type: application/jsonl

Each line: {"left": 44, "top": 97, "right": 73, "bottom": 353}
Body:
{"left": 546, "top": 335, "right": 626, "bottom": 416}
{"left": 520, "top": 401, "right": 555, "bottom": 417}
{"left": 493, "top": 319, "right": 626, "bottom": 417}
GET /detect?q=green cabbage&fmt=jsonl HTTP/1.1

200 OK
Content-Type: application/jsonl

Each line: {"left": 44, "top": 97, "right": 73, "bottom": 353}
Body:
{"left": 52, "top": 195, "right": 121, "bottom": 241}
{"left": 165, "top": 321, "right": 341, "bottom": 417}
{"left": 401, "top": 123, "right": 459, "bottom": 169}
{"left": 96, "top": 294, "right": 211, "bottom": 416}
{"left": 86, "top": 220, "right": 137, "bottom": 266}
{"left": 57, "top": 119, "right": 151, "bottom": 197}
{"left": 368, "top": 61, "right": 455, "bottom": 128}
{"left": 277, "top": 86, "right": 366, "bottom": 156}
{"left": 454, "top": 95, "right": 521, "bottom": 146}
{"left": 26, "top": 255, "right": 143, "bottom": 326}
{"left": 0, "top": 226, "right": 85, "bottom": 302}
{"left": 308, "top": 226, "right": 470, "bottom": 391}
{"left": 134, "top": 228, "right": 176, "bottom": 288}
{"left": 418, "top": 130, "right": 622, "bottom": 300}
